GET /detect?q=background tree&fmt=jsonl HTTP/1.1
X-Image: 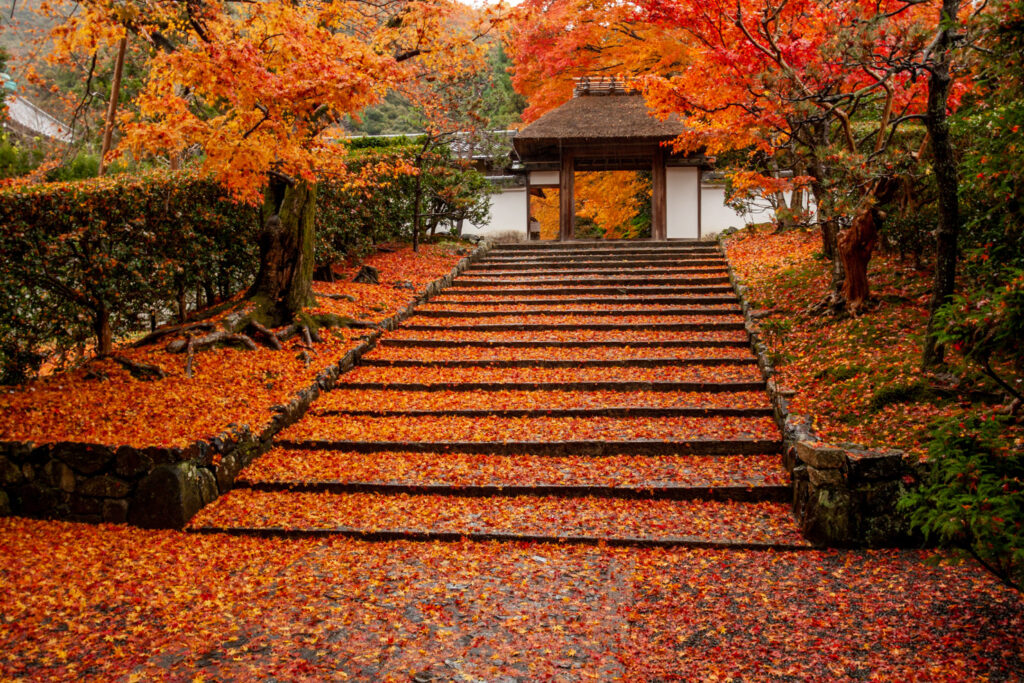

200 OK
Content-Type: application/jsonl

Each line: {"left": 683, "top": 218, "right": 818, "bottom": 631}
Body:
{"left": 45, "top": 0, "right": 498, "bottom": 328}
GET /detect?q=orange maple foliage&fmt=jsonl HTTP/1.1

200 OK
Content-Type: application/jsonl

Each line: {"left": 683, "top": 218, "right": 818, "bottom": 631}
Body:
{"left": 0, "top": 245, "right": 464, "bottom": 447}
{"left": 530, "top": 171, "right": 650, "bottom": 240}
{"left": 41, "top": 0, "right": 497, "bottom": 204}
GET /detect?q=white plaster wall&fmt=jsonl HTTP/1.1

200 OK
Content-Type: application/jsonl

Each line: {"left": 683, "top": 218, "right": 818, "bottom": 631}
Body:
{"left": 666, "top": 166, "right": 700, "bottom": 239}
{"left": 463, "top": 186, "right": 528, "bottom": 236}
{"left": 700, "top": 185, "right": 814, "bottom": 236}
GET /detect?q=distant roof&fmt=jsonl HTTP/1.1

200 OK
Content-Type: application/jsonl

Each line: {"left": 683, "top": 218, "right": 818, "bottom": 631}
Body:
{"left": 513, "top": 87, "right": 688, "bottom": 160}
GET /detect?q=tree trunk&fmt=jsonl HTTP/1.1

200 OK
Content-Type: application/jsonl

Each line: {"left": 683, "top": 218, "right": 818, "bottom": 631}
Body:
{"left": 922, "top": 0, "right": 963, "bottom": 367}
{"left": 412, "top": 168, "right": 423, "bottom": 253}
{"left": 838, "top": 208, "right": 880, "bottom": 313}
{"left": 250, "top": 178, "right": 317, "bottom": 325}
{"left": 94, "top": 303, "right": 112, "bottom": 355}
{"left": 98, "top": 36, "right": 128, "bottom": 177}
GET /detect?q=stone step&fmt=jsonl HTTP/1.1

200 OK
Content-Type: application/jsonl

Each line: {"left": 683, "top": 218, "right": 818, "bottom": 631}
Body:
{"left": 273, "top": 439, "right": 782, "bottom": 456}
{"left": 337, "top": 380, "right": 765, "bottom": 392}
{"left": 413, "top": 307, "right": 739, "bottom": 318}
{"left": 439, "top": 285, "right": 735, "bottom": 296}
{"left": 277, "top": 413, "right": 778, "bottom": 444}
{"left": 400, "top": 320, "right": 745, "bottom": 332}
{"left": 364, "top": 344, "right": 753, "bottom": 362}
{"left": 491, "top": 242, "right": 718, "bottom": 254}
{"left": 383, "top": 328, "right": 749, "bottom": 345}
{"left": 379, "top": 337, "right": 749, "bottom": 348}
{"left": 314, "top": 406, "right": 772, "bottom": 418}
{"left": 359, "top": 358, "right": 757, "bottom": 369}
{"left": 473, "top": 257, "right": 728, "bottom": 269}
{"left": 425, "top": 295, "right": 740, "bottom": 306}
{"left": 454, "top": 275, "right": 731, "bottom": 287}
{"left": 187, "top": 491, "right": 810, "bottom": 549}
{"left": 238, "top": 449, "right": 788, "bottom": 494}
{"left": 341, "top": 363, "right": 761, "bottom": 385}
{"left": 464, "top": 266, "right": 728, "bottom": 277}
{"left": 315, "top": 388, "right": 772, "bottom": 413}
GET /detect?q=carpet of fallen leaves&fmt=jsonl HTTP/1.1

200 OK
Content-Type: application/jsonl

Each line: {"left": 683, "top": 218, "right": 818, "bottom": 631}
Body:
{"left": 278, "top": 414, "right": 780, "bottom": 443}
{"left": 239, "top": 450, "right": 789, "bottom": 488}
{"left": 364, "top": 345, "right": 754, "bottom": 362}
{"left": 430, "top": 293, "right": 733, "bottom": 302}
{"left": 725, "top": 228, "right": 1024, "bottom": 455}
{"left": 315, "top": 388, "right": 772, "bottom": 412}
{"left": 384, "top": 328, "right": 750, "bottom": 343}
{"left": 457, "top": 272, "right": 727, "bottom": 282}
{"left": 409, "top": 313, "right": 745, "bottom": 326}
{"left": 417, "top": 302, "right": 740, "bottom": 312}
{"left": 342, "top": 364, "right": 762, "bottom": 385}
{"left": 189, "top": 490, "right": 807, "bottom": 544}
{"left": 2, "top": 518, "right": 1022, "bottom": 681}
{"left": 0, "top": 245, "right": 465, "bottom": 448}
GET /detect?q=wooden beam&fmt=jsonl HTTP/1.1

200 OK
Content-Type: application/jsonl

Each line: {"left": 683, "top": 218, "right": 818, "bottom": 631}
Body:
{"left": 559, "top": 149, "right": 575, "bottom": 241}
{"left": 651, "top": 147, "right": 667, "bottom": 241}
{"left": 697, "top": 167, "right": 703, "bottom": 239}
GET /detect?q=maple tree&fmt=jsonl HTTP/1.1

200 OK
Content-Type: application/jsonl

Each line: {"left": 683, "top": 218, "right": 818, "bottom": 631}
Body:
{"left": 508, "top": 0, "right": 981, "bottom": 319}
{"left": 40, "top": 0, "right": 497, "bottom": 329}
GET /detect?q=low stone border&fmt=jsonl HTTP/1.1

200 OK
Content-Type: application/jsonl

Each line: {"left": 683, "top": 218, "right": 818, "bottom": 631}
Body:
{"left": 718, "top": 234, "right": 916, "bottom": 547}
{"left": 0, "top": 241, "right": 491, "bottom": 528}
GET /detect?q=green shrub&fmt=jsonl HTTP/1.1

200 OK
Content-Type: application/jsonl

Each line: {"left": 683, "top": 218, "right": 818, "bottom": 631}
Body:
{"left": 900, "top": 414, "right": 1024, "bottom": 591}
{"left": 0, "top": 171, "right": 255, "bottom": 380}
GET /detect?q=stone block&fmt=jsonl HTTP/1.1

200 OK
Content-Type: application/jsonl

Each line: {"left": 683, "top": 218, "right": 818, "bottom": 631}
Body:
{"left": 115, "top": 447, "right": 153, "bottom": 478}
{"left": 71, "top": 494, "right": 104, "bottom": 517}
{"left": 808, "top": 466, "right": 844, "bottom": 487}
{"left": 52, "top": 442, "right": 114, "bottom": 475}
{"left": 847, "top": 449, "right": 906, "bottom": 484}
{"left": 78, "top": 475, "right": 132, "bottom": 498}
{"left": 102, "top": 498, "right": 130, "bottom": 524}
{"left": 16, "top": 481, "right": 60, "bottom": 517}
{"left": 0, "top": 455, "right": 23, "bottom": 486}
{"left": 197, "top": 467, "right": 218, "bottom": 505}
{"left": 215, "top": 452, "right": 241, "bottom": 493}
{"left": 794, "top": 441, "right": 847, "bottom": 469}
{"left": 57, "top": 463, "right": 76, "bottom": 493}
{"left": 128, "top": 462, "right": 205, "bottom": 529}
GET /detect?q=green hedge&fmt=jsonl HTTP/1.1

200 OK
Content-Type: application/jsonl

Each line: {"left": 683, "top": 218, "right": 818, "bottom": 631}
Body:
{"left": 0, "top": 171, "right": 255, "bottom": 382}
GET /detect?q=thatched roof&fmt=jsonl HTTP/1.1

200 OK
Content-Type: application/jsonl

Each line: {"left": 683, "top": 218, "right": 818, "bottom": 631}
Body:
{"left": 513, "top": 93, "right": 688, "bottom": 160}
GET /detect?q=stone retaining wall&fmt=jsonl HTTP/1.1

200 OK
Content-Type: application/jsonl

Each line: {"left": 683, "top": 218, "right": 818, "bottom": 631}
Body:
{"left": 719, "top": 234, "right": 916, "bottom": 547}
{"left": 0, "top": 242, "right": 491, "bottom": 528}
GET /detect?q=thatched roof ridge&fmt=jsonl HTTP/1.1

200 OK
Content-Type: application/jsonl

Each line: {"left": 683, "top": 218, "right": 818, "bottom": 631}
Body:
{"left": 513, "top": 93, "right": 687, "bottom": 158}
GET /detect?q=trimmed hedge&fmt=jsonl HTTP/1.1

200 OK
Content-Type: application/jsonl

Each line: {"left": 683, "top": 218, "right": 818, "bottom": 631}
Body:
{"left": 0, "top": 171, "right": 256, "bottom": 381}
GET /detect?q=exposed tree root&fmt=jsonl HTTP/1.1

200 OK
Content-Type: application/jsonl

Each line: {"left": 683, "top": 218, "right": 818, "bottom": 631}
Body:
{"left": 183, "top": 336, "right": 196, "bottom": 378}
{"left": 133, "top": 321, "right": 215, "bottom": 348}
{"left": 166, "top": 331, "right": 258, "bottom": 354}
{"left": 109, "top": 355, "right": 167, "bottom": 381}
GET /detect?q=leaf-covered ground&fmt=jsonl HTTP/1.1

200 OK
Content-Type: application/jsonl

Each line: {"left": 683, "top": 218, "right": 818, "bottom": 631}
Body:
{"left": 340, "top": 364, "right": 762, "bottom": 385}
{"left": 239, "top": 450, "right": 788, "bottom": 487}
{"left": 1, "top": 518, "right": 1022, "bottom": 681}
{"left": 314, "top": 388, "right": 772, "bottom": 412}
{"left": 364, "top": 344, "right": 753, "bottom": 361}
{"left": 385, "top": 328, "right": 750, "bottom": 343}
{"left": 0, "top": 245, "right": 464, "bottom": 448}
{"left": 277, "top": 414, "right": 780, "bottom": 442}
{"left": 724, "top": 228, "right": 1024, "bottom": 455}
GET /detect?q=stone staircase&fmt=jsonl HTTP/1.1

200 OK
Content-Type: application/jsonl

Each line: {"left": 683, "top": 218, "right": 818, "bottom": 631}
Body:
{"left": 188, "top": 241, "right": 809, "bottom": 549}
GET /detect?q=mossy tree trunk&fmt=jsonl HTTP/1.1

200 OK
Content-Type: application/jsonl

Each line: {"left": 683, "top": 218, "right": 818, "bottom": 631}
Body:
{"left": 249, "top": 177, "right": 317, "bottom": 326}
